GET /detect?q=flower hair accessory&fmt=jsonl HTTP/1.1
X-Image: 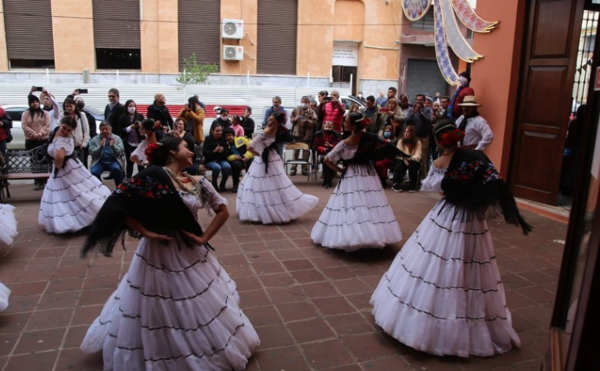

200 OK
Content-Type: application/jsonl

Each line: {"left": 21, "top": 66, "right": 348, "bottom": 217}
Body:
{"left": 153, "top": 122, "right": 162, "bottom": 131}
{"left": 145, "top": 142, "right": 163, "bottom": 164}
{"left": 356, "top": 116, "right": 371, "bottom": 128}
{"left": 441, "top": 129, "right": 465, "bottom": 147}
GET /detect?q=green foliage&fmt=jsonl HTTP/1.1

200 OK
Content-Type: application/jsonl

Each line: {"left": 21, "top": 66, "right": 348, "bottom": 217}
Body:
{"left": 176, "top": 54, "right": 218, "bottom": 86}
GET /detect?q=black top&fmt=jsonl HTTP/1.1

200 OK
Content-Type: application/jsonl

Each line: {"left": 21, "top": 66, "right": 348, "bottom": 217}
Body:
{"left": 147, "top": 103, "right": 174, "bottom": 129}
{"left": 117, "top": 113, "right": 145, "bottom": 140}
{"left": 203, "top": 135, "right": 231, "bottom": 163}
{"left": 104, "top": 102, "right": 124, "bottom": 133}
{"left": 211, "top": 117, "right": 231, "bottom": 131}
{"left": 239, "top": 116, "right": 255, "bottom": 138}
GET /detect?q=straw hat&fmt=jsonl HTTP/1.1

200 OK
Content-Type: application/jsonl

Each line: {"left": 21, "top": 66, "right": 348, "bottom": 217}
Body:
{"left": 458, "top": 96, "right": 482, "bottom": 107}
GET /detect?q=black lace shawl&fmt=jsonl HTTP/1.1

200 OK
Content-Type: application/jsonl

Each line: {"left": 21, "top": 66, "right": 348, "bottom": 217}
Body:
{"left": 343, "top": 133, "right": 408, "bottom": 165}
{"left": 262, "top": 127, "right": 293, "bottom": 174}
{"left": 81, "top": 166, "right": 207, "bottom": 257}
{"left": 441, "top": 149, "right": 532, "bottom": 235}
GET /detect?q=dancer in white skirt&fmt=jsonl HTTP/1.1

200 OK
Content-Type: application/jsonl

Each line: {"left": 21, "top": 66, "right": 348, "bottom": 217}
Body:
{"left": 237, "top": 112, "right": 318, "bottom": 224}
{"left": 311, "top": 112, "right": 406, "bottom": 251}
{"left": 81, "top": 137, "right": 259, "bottom": 371}
{"left": 370, "top": 120, "right": 532, "bottom": 357}
{"left": 0, "top": 203, "right": 18, "bottom": 311}
{"left": 39, "top": 116, "right": 111, "bottom": 234}
{"left": 130, "top": 119, "right": 160, "bottom": 170}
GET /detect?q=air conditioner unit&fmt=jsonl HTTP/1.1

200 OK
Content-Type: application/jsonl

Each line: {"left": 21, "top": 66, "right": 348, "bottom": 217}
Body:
{"left": 223, "top": 46, "right": 244, "bottom": 61}
{"left": 222, "top": 19, "right": 244, "bottom": 39}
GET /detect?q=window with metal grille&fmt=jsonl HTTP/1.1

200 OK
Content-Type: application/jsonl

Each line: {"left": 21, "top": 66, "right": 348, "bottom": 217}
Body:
{"left": 257, "top": 0, "right": 298, "bottom": 75}
{"left": 410, "top": 9, "right": 434, "bottom": 32}
{"left": 3, "top": 0, "right": 55, "bottom": 68}
{"left": 92, "top": 0, "right": 141, "bottom": 70}
{"left": 178, "top": 0, "right": 221, "bottom": 70}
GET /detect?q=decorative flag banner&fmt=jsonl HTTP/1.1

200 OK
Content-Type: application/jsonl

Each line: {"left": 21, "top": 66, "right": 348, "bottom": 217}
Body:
{"left": 401, "top": 0, "right": 498, "bottom": 86}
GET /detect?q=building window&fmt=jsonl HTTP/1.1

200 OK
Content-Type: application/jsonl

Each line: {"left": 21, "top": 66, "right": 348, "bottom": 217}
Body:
{"left": 3, "top": 0, "right": 55, "bottom": 68}
{"left": 411, "top": 9, "right": 435, "bottom": 32}
{"left": 257, "top": 0, "right": 298, "bottom": 75}
{"left": 95, "top": 49, "right": 141, "bottom": 70}
{"left": 178, "top": 0, "right": 221, "bottom": 70}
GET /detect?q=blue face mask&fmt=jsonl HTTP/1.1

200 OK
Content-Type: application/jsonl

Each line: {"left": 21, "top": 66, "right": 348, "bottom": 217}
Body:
{"left": 384, "top": 132, "right": 392, "bottom": 138}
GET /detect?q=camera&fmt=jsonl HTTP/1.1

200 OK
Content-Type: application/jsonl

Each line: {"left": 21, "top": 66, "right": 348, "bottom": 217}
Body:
{"left": 34, "top": 86, "right": 43, "bottom": 92}
{"left": 78, "top": 89, "right": 89, "bottom": 94}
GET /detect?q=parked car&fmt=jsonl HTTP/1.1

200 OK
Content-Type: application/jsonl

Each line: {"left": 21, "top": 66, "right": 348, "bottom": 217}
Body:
{"left": 1, "top": 105, "right": 103, "bottom": 150}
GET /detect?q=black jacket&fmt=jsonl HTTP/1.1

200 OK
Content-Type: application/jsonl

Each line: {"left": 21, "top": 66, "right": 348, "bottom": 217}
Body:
{"left": 117, "top": 113, "right": 144, "bottom": 140}
{"left": 202, "top": 135, "right": 231, "bottom": 163}
{"left": 210, "top": 117, "right": 231, "bottom": 131}
{"left": 147, "top": 103, "right": 174, "bottom": 129}
{"left": 239, "top": 116, "right": 255, "bottom": 138}
{"left": 104, "top": 102, "right": 124, "bottom": 133}
{"left": 82, "top": 110, "right": 97, "bottom": 138}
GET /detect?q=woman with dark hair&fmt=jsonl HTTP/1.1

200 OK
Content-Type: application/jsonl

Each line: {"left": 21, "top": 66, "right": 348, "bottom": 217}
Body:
{"left": 371, "top": 119, "right": 532, "bottom": 358}
{"left": 38, "top": 116, "right": 111, "bottom": 234}
{"left": 237, "top": 112, "right": 318, "bottom": 224}
{"left": 391, "top": 125, "right": 422, "bottom": 193}
{"left": 22, "top": 94, "right": 51, "bottom": 190}
{"left": 203, "top": 124, "right": 232, "bottom": 191}
{"left": 80, "top": 136, "right": 260, "bottom": 370}
{"left": 130, "top": 119, "right": 160, "bottom": 169}
{"left": 230, "top": 114, "right": 245, "bottom": 138}
{"left": 118, "top": 99, "right": 145, "bottom": 178}
{"left": 311, "top": 112, "right": 405, "bottom": 251}
{"left": 60, "top": 96, "right": 90, "bottom": 152}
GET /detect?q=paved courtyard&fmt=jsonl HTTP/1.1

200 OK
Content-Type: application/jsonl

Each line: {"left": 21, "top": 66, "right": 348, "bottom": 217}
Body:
{"left": 0, "top": 178, "right": 568, "bottom": 371}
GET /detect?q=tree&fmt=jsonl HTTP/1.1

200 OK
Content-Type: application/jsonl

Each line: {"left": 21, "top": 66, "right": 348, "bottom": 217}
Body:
{"left": 176, "top": 54, "right": 218, "bottom": 86}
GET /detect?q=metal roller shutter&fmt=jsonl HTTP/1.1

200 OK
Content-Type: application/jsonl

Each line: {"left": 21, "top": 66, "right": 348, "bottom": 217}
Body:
{"left": 92, "top": 0, "right": 140, "bottom": 49}
{"left": 178, "top": 0, "right": 220, "bottom": 69}
{"left": 406, "top": 59, "right": 448, "bottom": 101}
{"left": 257, "top": 0, "right": 297, "bottom": 75}
{"left": 3, "top": 0, "right": 54, "bottom": 60}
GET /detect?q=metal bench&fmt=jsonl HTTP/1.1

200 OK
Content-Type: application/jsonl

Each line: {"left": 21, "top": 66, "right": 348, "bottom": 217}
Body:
{"left": 0, "top": 147, "right": 52, "bottom": 202}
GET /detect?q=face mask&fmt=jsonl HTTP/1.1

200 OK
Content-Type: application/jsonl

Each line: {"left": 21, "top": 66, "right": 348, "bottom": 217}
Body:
{"left": 384, "top": 132, "right": 392, "bottom": 138}
{"left": 358, "top": 94, "right": 363, "bottom": 98}
{"left": 302, "top": 103, "right": 309, "bottom": 109}
{"left": 128, "top": 107, "right": 136, "bottom": 114}
{"left": 76, "top": 102, "right": 85, "bottom": 110}
{"left": 459, "top": 76, "right": 469, "bottom": 87}
{"left": 221, "top": 116, "right": 228, "bottom": 121}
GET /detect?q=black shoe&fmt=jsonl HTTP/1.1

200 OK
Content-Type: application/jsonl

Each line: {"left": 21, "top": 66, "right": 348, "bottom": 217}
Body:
{"left": 290, "top": 169, "right": 297, "bottom": 176}
{"left": 380, "top": 177, "right": 388, "bottom": 189}
{"left": 392, "top": 183, "right": 402, "bottom": 192}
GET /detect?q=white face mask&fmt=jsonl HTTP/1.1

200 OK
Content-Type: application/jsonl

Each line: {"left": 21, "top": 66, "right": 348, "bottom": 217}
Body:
{"left": 128, "top": 106, "right": 136, "bottom": 114}
{"left": 302, "top": 103, "right": 309, "bottom": 109}
{"left": 358, "top": 94, "right": 363, "bottom": 98}
{"left": 459, "top": 76, "right": 469, "bottom": 87}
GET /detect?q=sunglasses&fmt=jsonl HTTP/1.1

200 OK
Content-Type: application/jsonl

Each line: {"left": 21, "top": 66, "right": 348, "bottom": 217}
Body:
{"left": 108, "top": 95, "right": 117, "bottom": 98}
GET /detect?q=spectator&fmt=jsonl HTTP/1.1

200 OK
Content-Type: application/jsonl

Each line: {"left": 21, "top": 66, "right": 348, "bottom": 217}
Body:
{"left": 103, "top": 88, "right": 124, "bottom": 133}
{"left": 230, "top": 115, "right": 245, "bottom": 138}
{"left": 449, "top": 71, "right": 475, "bottom": 120}
{"left": 60, "top": 97, "right": 90, "bottom": 160}
{"left": 118, "top": 99, "right": 145, "bottom": 178}
{"left": 357, "top": 91, "right": 366, "bottom": 103}
{"left": 364, "top": 95, "right": 384, "bottom": 134}
{"left": 290, "top": 96, "right": 318, "bottom": 176}
{"left": 170, "top": 118, "right": 199, "bottom": 175}
{"left": 0, "top": 106, "right": 13, "bottom": 161}
{"left": 392, "top": 125, "right": 422, "bottom": 193}
{"left": 192, "top": 94, "right": 206, "bottom": 111}
{"left": 312, "top": 121, "right": 341, "bottom": 189}
{"left": 376, "top": 90, "right": 388, "bottom": 107}
{"left": 439, "top": 96, "right": 450, "bottom": 119}
{"left": 455, "top": 96, "right": 494, "bottom": 151}
{"left": 562, "top": 105, "right": 586, "bottom": 196}
{"left": 22, "top": 94, "right": 51, "bottom": 190}
{"left": 74, "top": 97, "right": 97, "bottom": 139}
{"left": 203, "top": 124, "right": 232, "bottom": 191}
{"left": 89, "top": 122, "right": 124, "bottom": 187}
{"left": 263, "top": 96, "right": 288, "bottom": 127}
{"left": 224, "top": 127, "right": 254, "bottom": 192}
{"left": 37, "top": 87, "right": 61, "bottom": 131}
{"left": 316, "top": 90, "right": 329, "bottom": 132}
{"left": 146, "top": 93, "right": 174, "bottom": 130}
{"left": 387, "top": 86, "right": 398, "bottom": 103}
{"left": 177, "top": 96, "right": 205, "bottom": 144}
{"left": 425, "top": 96, "right": 433, "bottom": 109}
{"left": 239, "top": 106, "right": 255, "bottom": 139}
{"left": 432, "top": 101, "right": 441, "bottom": 120}
{"left": 405, "top": 100, "right": 432, "bottom": 179}
{"left": 399, "top": 94, "right": 411, "bottom": 116}
{"left": 412, "top": 94, "right": 433, "bottom": 121}
{"left": 322, "top": 90, "right": 346, "bottom": 135}
{"left": 382, "top": 98, "right": 405, "bottom": 128}
{"left": 374, "top": 125, "right": 397, "bottom": 188}
{"left": 211, "top": 108, "right": 231, "bottom": 131}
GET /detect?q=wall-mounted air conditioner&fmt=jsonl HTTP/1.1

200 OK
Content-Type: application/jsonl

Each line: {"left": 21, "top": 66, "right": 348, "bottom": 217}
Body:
{"left": 222, "top": 19, "right": 244, "bottom": 39}
{"left": 223, "top": 46, "right": 244, "bottom": 61}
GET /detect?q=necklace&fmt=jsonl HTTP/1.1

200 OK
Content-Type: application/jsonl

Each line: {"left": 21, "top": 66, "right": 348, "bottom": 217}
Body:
{"left": 164, "top": 167, "right": 201, "bottom": 195}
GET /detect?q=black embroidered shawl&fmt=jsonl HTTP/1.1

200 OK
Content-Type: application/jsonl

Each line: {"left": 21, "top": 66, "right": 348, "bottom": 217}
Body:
{"left": 441, "top": 149, "right": 532, "bottom": 234}
{"left": 344, "top": 133, "right": 409, "bottom": 165}
{"left": 82, "top": 166, "right": 207, "bottom": 257}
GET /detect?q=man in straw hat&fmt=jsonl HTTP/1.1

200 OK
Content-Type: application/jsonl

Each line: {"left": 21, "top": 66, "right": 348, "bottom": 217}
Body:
{"left": 455, "top": 95, "right": 494, "bottom": 151}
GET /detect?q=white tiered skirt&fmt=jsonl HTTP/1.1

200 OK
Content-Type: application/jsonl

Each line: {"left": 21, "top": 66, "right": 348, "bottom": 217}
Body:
{"left": 236, "top": 150, "right": 318, "bottom": 224}
{"left": 38, "top": 159, "right": 111, "bottom": 234}
{"left": 0, "top": 203, "right": 18, "bottom": 246}
{"left": 311, "top": 164, "right": 402, "bottom": 251}
{"left": 370, "top": 200, "right": 521, "bottom": 357}
{"left": 80, "top": 236, "right": 260, "bottom": 371}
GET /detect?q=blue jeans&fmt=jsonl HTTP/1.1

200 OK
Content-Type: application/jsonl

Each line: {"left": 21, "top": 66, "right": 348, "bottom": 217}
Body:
{"left": 205, "top": 160, "right": 231, "bottom": 188}
{"left": 92, "top": 161, "right": 123, "bottom": 186}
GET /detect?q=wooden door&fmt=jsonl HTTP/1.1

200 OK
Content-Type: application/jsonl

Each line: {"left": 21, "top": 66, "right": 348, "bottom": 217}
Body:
{"left": 510, "top": 0, "right": 585, "bottom": 204}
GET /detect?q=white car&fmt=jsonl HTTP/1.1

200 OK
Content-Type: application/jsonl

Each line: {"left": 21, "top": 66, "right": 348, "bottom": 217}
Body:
{"left": 2, "top": 105, "right": 104, "bottom": 150}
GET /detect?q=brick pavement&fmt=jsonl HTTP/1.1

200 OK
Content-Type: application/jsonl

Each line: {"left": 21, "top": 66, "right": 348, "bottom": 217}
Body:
{"left": 0, "top": 178, "right": 568, "bottom": 371}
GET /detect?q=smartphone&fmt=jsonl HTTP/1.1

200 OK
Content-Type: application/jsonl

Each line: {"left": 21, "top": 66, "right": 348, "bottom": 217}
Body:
{"left": 34, "top": 87, "right": 43, "bottom": 92}
{"left": 324, "top": 96, "right": 332, "bottom": 102}
{"left": 78, "top": 88, "right": 88, "bottom": 94}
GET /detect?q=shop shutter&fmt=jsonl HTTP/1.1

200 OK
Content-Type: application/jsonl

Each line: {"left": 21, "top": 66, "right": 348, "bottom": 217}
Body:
{"left": 178, "top": 0, "right": 221, "bottom": 69}
{"left": 257, "top": 0, "right": 297, "bottom": 75}
{"left": 92, "top": 0, "right": 140, "bottom": 49}
{"left": 3, "top": 0, "right": 55, "bottom": 60}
